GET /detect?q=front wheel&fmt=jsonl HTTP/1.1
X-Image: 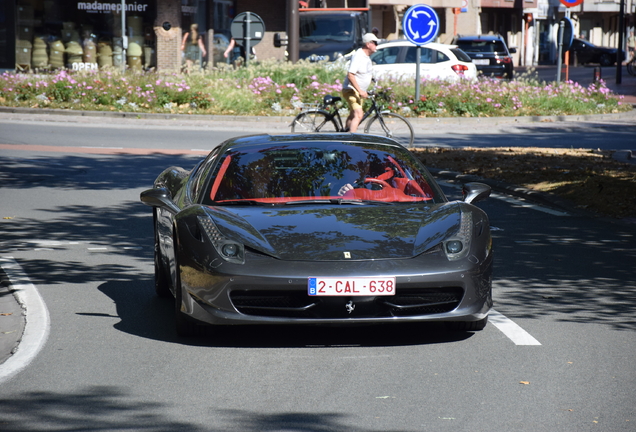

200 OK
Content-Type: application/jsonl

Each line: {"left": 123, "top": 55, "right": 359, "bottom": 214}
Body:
{"left": 291, "top": 110, "right": 339, "bottom": 133}
{"left": 627, "top": 59, "right": 636, "bottom": 77}
{"left": 364, "top": 113, "right": 414, "bottom": 148}
{"left": 153, "top": 211, "right": 171, "bottom": 298}
{"left": 173, "top": 244, "right": 199, "bottom": 337}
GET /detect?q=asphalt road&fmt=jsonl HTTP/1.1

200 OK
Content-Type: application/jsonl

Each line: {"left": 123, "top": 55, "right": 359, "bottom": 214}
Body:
{"left": 0, "top": 114, "right": 635, "bottom": 431}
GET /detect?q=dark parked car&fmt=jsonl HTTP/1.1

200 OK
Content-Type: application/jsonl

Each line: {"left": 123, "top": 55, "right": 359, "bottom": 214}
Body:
{"left": 453, "top": 34, "right": 516, "bottom": 79}
{"left": 569, "top": 38, "right": 626, "bottom": 66}
{"left": 140, "top": 134, "right": 493, "bottom": 337}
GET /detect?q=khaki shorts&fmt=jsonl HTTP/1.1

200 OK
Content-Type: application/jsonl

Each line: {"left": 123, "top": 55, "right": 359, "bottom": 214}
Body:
{"left": 342, "top": 88, "right": 363, "bottom": 111}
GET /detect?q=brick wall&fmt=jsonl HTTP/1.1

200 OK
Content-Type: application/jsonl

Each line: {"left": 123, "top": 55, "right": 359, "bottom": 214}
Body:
{"left": 154, "top": 0, "right": 182, "bottom": 71}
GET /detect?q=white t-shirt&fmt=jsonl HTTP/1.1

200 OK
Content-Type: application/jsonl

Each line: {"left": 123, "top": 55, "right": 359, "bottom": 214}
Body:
{"left": 343, "top": 48, "right": 373, "bottom": 93}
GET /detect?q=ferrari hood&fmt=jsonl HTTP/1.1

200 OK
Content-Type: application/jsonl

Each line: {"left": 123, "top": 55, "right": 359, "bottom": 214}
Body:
{"left": 206, "top": 203, "right": 461, "bottom": 261}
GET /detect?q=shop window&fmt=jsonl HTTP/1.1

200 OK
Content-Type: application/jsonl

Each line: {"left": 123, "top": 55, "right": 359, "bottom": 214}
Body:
{"left": 15, "top": 0, "right": 156, "bottom": 72}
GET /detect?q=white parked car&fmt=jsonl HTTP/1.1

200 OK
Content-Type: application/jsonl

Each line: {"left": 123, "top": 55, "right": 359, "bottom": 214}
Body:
{"left": 369, "top": 40, "right": 477, "bottom": 82}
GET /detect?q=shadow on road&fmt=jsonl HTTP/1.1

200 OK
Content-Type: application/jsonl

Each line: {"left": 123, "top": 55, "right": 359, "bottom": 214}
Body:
{"left": 97, "top": 278, "right": 475, "bottom": 348}
{"left": 0, "top": 386, "right": 407, "bottom": 432}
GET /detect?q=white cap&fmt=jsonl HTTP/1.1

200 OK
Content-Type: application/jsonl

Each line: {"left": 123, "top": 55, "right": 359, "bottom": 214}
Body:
{"left": 362, "top": 33, "right": 379, "bottom": 44}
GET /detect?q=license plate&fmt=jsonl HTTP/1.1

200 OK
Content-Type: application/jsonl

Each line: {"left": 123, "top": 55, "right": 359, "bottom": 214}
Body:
{"left": 308, "top": 277, "right": 396, "bottom": 296}
{"left": 473, "top": 59, "right": 490, "bottom": 65}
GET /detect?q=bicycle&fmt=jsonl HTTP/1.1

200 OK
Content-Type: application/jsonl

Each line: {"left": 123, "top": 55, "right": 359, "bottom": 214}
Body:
{"left": 290, "top": 91, "right": 415, "bottom": 148}
{"left": 627, "top": 54, "right": 636, "bottom": 76}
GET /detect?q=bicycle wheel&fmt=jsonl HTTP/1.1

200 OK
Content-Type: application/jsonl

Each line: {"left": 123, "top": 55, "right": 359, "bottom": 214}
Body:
{"left": 627, "top": 59, "right": 636, "bottom": 77}
{"left": 364, "top": 112, "right": 414, "bottom": 148}
{"left": 291, "top": 110, "right": 339, "bottom": 133}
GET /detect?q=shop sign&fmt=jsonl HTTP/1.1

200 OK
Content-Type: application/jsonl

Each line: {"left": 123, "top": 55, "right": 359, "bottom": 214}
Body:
{"left": 77, "top": 1, "right": 149, "bottom": 14}
{"left": 72, "top": 62, "right": 99, "bottom": 71}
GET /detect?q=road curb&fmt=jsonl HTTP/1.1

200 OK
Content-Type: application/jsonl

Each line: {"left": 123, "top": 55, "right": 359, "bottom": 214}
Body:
{"left": 0, "top": 257, "right": 50, "bottom": 384}
{"left": 0, "top": 105, "right": 634, "bottom": 128}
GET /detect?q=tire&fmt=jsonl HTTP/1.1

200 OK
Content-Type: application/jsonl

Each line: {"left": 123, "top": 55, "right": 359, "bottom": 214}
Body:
{"left": 446, "top": 316, "right": 488, "bottom": 332}
{"left": 173, "top": 242, "right": 199, "bottom": 337}
{"left": 364, "top": 113, "right": 414, "bottom": 148}
{"left": 153, "top": 212, "right": 171, "bottom": 298}
{"left": 291, "top": 110, "right": 338, "bottom": 133}
{"left": 627, "top": 60, "right": 636, "bottom": 77}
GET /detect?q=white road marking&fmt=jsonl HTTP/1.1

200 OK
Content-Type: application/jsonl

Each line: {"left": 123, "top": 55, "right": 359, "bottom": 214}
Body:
{"left": 489, "top": 309, "right": 541, "bottom": 345}
{"left": 437, "top": 180, "right": 569, "bottom": 216}
{"left": 490, "top": 192, "right": 569, "bottom": 216}
{"left": 0, "top": 257, "right": 51, "bottom": 384}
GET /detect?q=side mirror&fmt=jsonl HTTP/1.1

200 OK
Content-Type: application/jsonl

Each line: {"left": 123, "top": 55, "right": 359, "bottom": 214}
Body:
{"left": 274, "top": 33, "right": 287, "bottom": 48}
{"left": 140, "top": 187, "right": 180, "bottom": 214}
{"left": 462, "top": 182, "right": 491, "bottom": 204}
{"left": 509, "top": 47, "right": 517, "bottom": 54}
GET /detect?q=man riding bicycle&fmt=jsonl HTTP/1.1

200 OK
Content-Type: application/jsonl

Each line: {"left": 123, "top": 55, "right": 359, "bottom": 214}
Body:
{"left": 342, "top": 33, "right": 379, "bottom": 132}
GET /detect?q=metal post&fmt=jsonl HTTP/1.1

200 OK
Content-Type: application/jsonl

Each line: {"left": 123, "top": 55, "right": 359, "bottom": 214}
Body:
{"left": 617, "top": 0, "right": 625, "bottom": 84}
{"left": 245, "top": 12, "right": 251, "bottom": 66}
{"left": 415, "top": 46, "right": 421, "bottom": 100}
{"left": 121, "top": 0, "right": 127, "bottom": 72}
{"left": 288, "top": 0, "right": 299, "bottom": 63}
{"left": 556, "top": 19, "right": 564, "bottom": 83}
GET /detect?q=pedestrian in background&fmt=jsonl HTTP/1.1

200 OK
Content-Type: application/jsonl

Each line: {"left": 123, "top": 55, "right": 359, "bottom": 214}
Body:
{"left": 224, "top": 38, "right": 256, "bottom": 66}
{"left": 181, "top": 24, "right": 207, "bottom": 72}
{"left": 627, "top": 30, "right": 635, "bottom": 62}
{"left": 341, "top": 33, "right": 379, "bottom": 133}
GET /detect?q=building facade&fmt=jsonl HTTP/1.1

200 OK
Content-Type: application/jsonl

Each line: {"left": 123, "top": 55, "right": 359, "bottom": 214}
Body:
{"left": 1, "top": 0, "right": 634, "bottom": 71}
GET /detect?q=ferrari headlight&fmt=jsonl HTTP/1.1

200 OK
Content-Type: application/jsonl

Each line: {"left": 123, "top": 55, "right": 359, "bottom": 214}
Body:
{"left": 197, "top": 215, "right": 245, "bottom": 264}
{"left": 444, "top": 211, "right": 472, "bottom": 261}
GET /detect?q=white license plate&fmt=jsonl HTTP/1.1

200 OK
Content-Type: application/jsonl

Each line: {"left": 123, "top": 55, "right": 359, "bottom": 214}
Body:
{"left": 473, "top": 59, "right": 490, "bottom": 65}
{"left": 308, "top": 277, "right": 396, "bottom": 296}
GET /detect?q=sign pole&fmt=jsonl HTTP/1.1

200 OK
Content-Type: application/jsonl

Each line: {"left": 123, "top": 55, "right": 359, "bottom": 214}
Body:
{"left": 402, "top": 5, "right": 440, "bottom": 102}
{"left": 121, "top": 0, "right": 127, "bottom": 72}
{"left": 556, "top": 20, "right": 564, "bottom": 83}
{"left": 558, "top": 0, "right": 583, "bottom": 82}
{"left": 415, "top": 46, "right": 421, "bottom": 100}
{"left": 245, "top": 12, "right": 251, "bottom": 66}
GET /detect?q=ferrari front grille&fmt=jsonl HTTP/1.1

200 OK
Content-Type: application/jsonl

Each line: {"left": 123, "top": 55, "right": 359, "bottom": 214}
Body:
{"left": 231, "top": 291, "right": 319, "bottom": 318}
{"left": 380, "top": 287, "right": 463, "bottom": 315}
{"left": 230, "top": 287, "right": 463, "bottom": 319}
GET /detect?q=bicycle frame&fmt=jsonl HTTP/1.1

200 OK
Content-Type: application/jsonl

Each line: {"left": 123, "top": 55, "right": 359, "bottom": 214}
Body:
{"left": 320, "top": 93, "right": 385, "bottom": 132}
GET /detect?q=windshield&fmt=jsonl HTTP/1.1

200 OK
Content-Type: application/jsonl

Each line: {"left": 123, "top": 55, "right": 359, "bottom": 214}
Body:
{"left": 204, "top": 142, "right": 443, "bottom": 205}
{"left": 456, "top": 40, "right": 507, "bottom": 54}
{"left": 299, "top": 15, "right": 355, "bottom": 42}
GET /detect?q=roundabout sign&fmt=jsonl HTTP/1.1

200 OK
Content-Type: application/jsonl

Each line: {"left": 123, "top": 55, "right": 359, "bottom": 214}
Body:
{"left": 559, "top": 0, "right": 584, "bottom": 7}
{"left": 402, "top": 4, "right": 440, "bottom": 46}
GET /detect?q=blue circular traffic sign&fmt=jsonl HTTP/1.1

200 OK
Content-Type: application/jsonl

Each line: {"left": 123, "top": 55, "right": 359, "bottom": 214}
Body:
{"left": 559, "top": 0, "right": 584, "bottom": 7}
{"left": 402, "top": 5, "right": 440, "bottom": 46}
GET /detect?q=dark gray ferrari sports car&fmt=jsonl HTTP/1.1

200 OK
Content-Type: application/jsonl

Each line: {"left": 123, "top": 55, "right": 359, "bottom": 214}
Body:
{"left": 140, "top": 134, "right": 493, "bottom": 336}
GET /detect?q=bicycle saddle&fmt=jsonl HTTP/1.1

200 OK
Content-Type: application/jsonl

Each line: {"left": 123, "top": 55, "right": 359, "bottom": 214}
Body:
{"left": 323, "top": 95, "right": 341, "bottom": 105}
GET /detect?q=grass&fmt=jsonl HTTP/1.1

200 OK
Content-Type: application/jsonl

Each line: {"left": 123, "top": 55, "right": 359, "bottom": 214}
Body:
{"left": 0, "top": 61, "right": 631, "bottom": 117}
